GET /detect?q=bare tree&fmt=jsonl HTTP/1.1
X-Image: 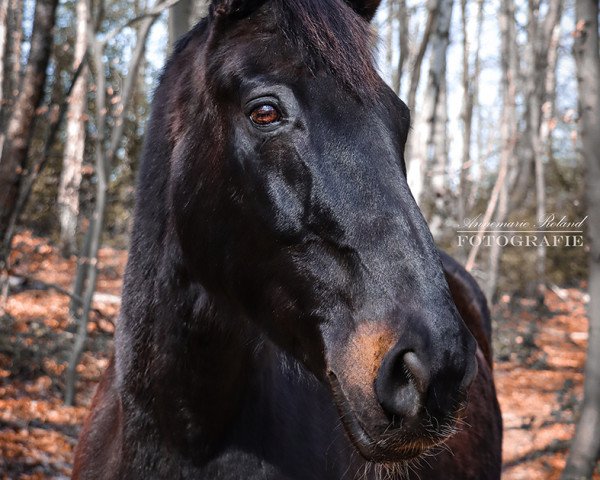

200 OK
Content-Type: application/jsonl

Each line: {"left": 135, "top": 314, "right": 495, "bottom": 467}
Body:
{"left": 65, "top": 0, "right": 184, "bottom": 405}
{"left": 406, "top": 1, "right": 439, "bottom": 114}
{"left": 0, "top": 0, "right": 59, "bottom": 277}
{"left": 168, "top": 0, "right": 209, "bottom": 49}
{"left": 385, "top": 0, "right": 395, "bottom": 83}
{"left": 192, "top": 0, "right": 210, "bottom": 20}
{"left": 534, "top": 0, "right": 561, "bottom": 303}
{"left": 0, "top": 0, "right": 24, "bottom": 138}
{"left": 465, "top": 0, "right": 517, "bottom": 275}
{"left": 57, "top": 0, "right": 89, "bottom": 257}
{"left": 457, "top": 0, "right": 484, "bottom": 224}
{"left": 429, "top": 74, "right": 450, "bottom": 238}
{"left": 540, "top": 8, "right": 560, "bottom": 170}
{"left": 472, "top": 0, "right": 562, "bottom": 301}
{"left": 524, "top": 0, "right": 562, "bottom": 304}
{"left": 481, "top": 0, "right": 518, "bottom": 296}
{"left": 0, "top": 0, "right": 8, "bottom": 110}
{"left": 392, "top": 0, "right": 408, "bottom": 95}
{"left": 410, "top": 0, "right": 453, "bottom": 225}
{"left": 7, "top": 0, "right": 22, "bottom": 94}
{"left": 562, "top": 0, "right": 600, "bottom": 477}
{"left": 408, "top": 0, "right": 454, "bottom": 203}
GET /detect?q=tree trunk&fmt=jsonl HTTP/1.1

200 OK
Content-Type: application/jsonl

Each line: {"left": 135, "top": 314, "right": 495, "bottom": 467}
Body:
{"left": 466, "top": 0, "right": 517, "bottom": 275}
{"left": 540, "top": 13, "right": 560, "bottom": 171}
{"left": 404, "top": 0, "right": 438, "bottom": 201}
{"left": 428, "top": 74, "right": 449, "bottom": 238}
{"left": 562, "top": 0, "right": 600, "bottom": 477}
{"left": 527, "top": 0, "right": 547, "bottom": 304}
{"left": 485, "top": 0, "right": 518, "bottom": 298}
{"left": 485, "top": 171, "right": 509, "bottom": 301}
{"left": 0, "top": 0, "right": 24, "bottom": 155}
{"left": 466, "top": 34, "right": 488, "bottom": 216}
{"left": 57, "top": 0, "right": 88, "bottom": 257}
{"left": 407, "top": 0, "right": 453, "bottom": 207}
{"left": 0, "top": 0, "right": 59, "bottom": 247}
{"left": 392, "top": 0, "right": 408, "bottom": 95}
{"left": 457, "top": 0, "right": 484, "bottom": 224}
{"left": 385, "top": 0, "right": 395, "bottom": 84}
{"left": 485, "top": 0, "right": 561, "bottom": 301}
{"left": 168, "top": 0, "right": 192, "bottom": 50}
{"left": 0, "top": 0, "right": 8, "bottom": 110}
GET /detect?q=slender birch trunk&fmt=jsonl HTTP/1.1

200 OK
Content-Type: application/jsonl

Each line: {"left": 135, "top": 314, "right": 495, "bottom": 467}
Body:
{"left": 458, "top": 0, "right": 484, "bottom": 224}
{"left": 466, "top": 71, "right": 493, "bottom": 216}
{"left": 428, "top": 75, "right": 449, "bottom": 238}
{"left": 57, "top": 0, "right": 88, "bottom": 257}
{"left": 534, "top": 0, "right": 562, "bottom": 304}
{"left": 527, "top": 0, "right": 547, "bottom": 304}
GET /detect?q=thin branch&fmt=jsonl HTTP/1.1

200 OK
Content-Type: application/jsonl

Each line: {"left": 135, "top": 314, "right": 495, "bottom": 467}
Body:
{"left": 464, "top": 147, "right": 510, "bottom": 272}
{"left": 6, "top": 272, "right": 111, "bottom": 318}
{"left": 107, "top": 15, "right": 155, "bottom": 159}
{"left": 101, "top": 0, "right": 183, "bottom": 45}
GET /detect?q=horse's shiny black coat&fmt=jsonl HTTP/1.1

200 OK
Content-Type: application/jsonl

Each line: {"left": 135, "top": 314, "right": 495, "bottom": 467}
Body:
{"left": 73, "top": 0, "right": 502, "bottom": 478}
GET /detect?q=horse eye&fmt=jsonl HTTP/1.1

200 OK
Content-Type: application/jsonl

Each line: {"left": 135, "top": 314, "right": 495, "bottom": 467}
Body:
{"left": 249, "top": 104, "right": 281, "bottom": 126}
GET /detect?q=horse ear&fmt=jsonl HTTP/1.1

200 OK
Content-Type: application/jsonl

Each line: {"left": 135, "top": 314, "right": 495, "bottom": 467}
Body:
{"left": 344, "top": 0, "right": 381, "bottom": 21}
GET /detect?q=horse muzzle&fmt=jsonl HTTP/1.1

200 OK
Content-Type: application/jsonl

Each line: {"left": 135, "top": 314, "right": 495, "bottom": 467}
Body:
{"left": 325, "top": 317, "right": 478, "bottom": 463}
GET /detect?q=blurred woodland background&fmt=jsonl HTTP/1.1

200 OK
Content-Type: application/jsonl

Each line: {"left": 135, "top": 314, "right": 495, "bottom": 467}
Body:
{"left": 0, "top": 0, "right": 599, "bottom": 478}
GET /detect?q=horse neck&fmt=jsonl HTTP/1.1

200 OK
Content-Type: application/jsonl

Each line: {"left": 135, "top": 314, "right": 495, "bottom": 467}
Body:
{"left": 114, "top": 238, "right": 258, "bottom": 451}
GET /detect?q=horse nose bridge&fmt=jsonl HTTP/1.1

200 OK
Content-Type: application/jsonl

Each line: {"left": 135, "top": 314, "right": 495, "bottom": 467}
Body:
{"left": 307, "top": 151, "right": 438, "bottom": 268}
{"left": 339, "top": 211, "right": 443, "bottom": 281}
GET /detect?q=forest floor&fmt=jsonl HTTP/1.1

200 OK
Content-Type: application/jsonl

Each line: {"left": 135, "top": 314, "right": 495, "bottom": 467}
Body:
{"left": 0, "top": 231, "right": 598, "bottom": 480}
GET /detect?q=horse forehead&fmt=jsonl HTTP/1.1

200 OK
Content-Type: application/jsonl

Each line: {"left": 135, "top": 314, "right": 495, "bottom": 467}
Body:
{"left": 205, "top": 31, "right": 297, "bottom": 89}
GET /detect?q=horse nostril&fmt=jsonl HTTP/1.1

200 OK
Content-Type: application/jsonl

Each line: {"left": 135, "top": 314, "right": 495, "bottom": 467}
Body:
{"left": 403, "top": 351, "right": 430, "bottom": 394}
{"left": 375, "top": 348, "right": 431, "bottom": 422}
{"left": 460, "top": 353, "right": 478, "bottom": 392}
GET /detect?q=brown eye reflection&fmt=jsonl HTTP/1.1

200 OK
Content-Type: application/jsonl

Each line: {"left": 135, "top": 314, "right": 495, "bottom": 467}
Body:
{"left": 250, "top": 104, "right": 281, "bottom": 126}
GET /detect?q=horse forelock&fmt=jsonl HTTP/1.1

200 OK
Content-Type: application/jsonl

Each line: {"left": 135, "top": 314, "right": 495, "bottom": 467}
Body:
{"left": 271, "top": 0, "right": 379, "bottom": 96}
{"left": 172, "top": 0, "right": 379, "bottom": 96}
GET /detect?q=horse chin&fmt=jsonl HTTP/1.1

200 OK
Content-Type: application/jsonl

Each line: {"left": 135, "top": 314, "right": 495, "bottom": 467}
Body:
{"left": 340, "top": 414, "right": 442, "bottom": 465}
{"left": 328, "top": 371, "right": 454, "bottom": 465}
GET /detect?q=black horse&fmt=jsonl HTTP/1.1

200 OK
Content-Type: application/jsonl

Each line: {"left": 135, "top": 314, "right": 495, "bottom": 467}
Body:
{"left": 73, "top": 0, "right": 502, "bottom": 478}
